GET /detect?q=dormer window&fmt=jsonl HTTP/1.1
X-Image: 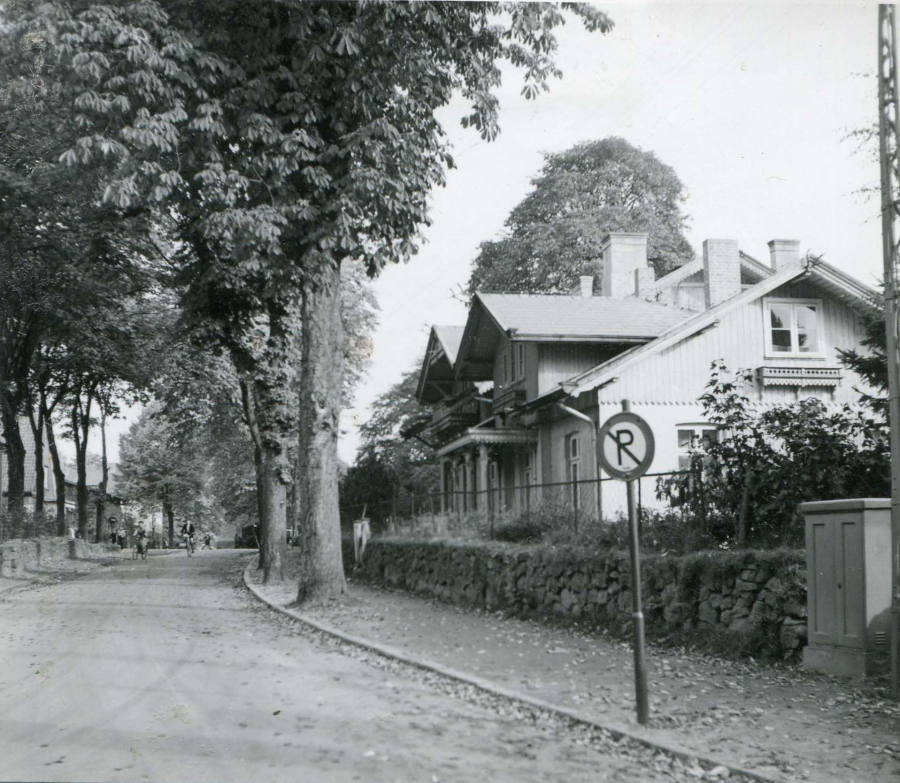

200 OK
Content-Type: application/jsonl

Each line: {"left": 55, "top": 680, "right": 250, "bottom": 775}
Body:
{"left": 764, "top": 298, "right": 824, "bottom": 358}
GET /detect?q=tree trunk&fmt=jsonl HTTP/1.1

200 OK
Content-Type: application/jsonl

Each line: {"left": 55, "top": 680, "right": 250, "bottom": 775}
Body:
{"left": 297, "top": 258, "right": 347, "bottom": 603}
{"left": 96, "top": 407, "right": 108, "bottom": 543}
{"left": 1, "top": 416, "right": 26, "bottom": 530}
{"left": 71, "top": 401, "right": 91, "bottom": 541}
{"left": 75, "top": 452, "right": 89, "bottom": 541}
{"left": 252, "top": 304, "right": 297, "bottom": 584}
{"left": 238, "top": 374, "right": 268, "bottom": 571}
{"left": 164, "top": 501, "right": 174, "bottom": 549}
{"left": 25, "top": 405, "right": 46, "bottom": 517}
{"left": 258, "top": 446, "right": 287, "bottom": 583}
{"left": 45, "top": 416, "right": 67, "bottom": 535}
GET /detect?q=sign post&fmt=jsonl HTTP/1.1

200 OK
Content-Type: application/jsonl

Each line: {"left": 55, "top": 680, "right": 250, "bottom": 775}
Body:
{"left": 597, "top": 399, "right": 655, "bottom": 725}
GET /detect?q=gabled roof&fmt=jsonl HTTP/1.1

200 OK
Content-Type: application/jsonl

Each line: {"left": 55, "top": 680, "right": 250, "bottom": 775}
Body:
{"left": 553, "top": 255, "right": 877, "bottom": 400}
{"left": 740, "top": 251, "right": 774, "bottom": 282}
{"left": 647, "top": 251, "right": 773, "bottom": 297}
{"left": 433, "top": 325, "right": 464, "bottom": 365}
{"left": 472, "top": 292, "right": 690, "bottom": 342}
{"left": 416, "top": 325, "right": 467, "bottom": 402}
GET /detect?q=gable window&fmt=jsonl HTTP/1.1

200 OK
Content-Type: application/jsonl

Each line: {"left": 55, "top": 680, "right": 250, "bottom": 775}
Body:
{"left": 677, "top": 425, "right": 717, "bottom": 471}
{"left": 764, "top": 299, "right": 824, "bottom": 358}
{"left": 513, "top": 343, "right": 525, "bottom": 381}
{"left": 566, "top": 433, "right": 581, "bottom": 510}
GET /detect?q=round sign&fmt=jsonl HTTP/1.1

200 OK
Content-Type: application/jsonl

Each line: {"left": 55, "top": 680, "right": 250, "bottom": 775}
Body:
{"left": 598, "top": 412, "right": 655, "bottom": 481}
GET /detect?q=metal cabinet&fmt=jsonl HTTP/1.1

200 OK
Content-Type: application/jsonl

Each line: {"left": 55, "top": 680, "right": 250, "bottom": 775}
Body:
{"left": 801, "top": 499, "right": 891, "bottom": 678}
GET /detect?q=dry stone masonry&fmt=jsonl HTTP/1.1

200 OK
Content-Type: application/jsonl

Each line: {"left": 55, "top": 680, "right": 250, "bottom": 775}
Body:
{"left": 350, "top": 540, "right": 808, "bottom": 659}
{"left": 0, "top": 536, "right": 117, "bottom": 579}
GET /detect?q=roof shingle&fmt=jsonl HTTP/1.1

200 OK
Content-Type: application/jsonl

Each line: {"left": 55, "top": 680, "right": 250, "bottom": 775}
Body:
{"left": 476, "top": 293, "right": 691, "bottom": 341}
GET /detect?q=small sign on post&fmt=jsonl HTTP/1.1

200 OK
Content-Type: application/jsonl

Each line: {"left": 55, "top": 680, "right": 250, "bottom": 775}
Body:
{"left": 353, "top": 518, "right": 371, "bottom": 567}
{"left": 598, "top": 400, "right": 654, "bottom": 725}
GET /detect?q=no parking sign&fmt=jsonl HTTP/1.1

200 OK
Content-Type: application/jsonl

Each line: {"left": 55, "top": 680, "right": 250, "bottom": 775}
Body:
{"left": 597, "top": 411, "right": 655, "bottom": 481}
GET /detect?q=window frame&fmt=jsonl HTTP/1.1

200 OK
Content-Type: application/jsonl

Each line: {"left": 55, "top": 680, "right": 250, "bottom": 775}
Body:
{"left": 676, "top": 424, "right": 718, "bottom": 471}
{"left": 565, "top": 433, "right": 582, "bottom": 510}
{"left": 762, "top": 297, "right": 826, "bottom": 359}
{"left": 515, "top": 342, "right": 526, "bottom": 381}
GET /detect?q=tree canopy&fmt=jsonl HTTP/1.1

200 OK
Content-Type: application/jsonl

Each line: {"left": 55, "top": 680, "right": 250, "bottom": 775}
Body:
{"left": 0, "top": 0, "right": 613, "bottom": 597}
{"left": 467, "top": 137, "right": 693, "bottom": 296}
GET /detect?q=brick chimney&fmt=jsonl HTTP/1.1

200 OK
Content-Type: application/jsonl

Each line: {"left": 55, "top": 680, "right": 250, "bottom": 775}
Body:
{"left": 767, "top": 239, "right": 801, "bottom": 270}
{"left": 599, "top": 232, "right": 649, "bottom": 298}
{"left": 702, "top": 238, "right": 741, "bottom": 309}
{"left": 635, "top": 267, "right": 655, "bottom": 299}
{"left": 578, "top": 275, "right": 594, "bottom": 298}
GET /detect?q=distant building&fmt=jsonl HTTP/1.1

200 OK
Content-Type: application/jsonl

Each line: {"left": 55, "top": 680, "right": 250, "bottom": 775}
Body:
{"left": 412, "top": 233, "right": 879, "bottom": 518}
{"left": 0, "top": 418, "right": 123, "bottom": 538}
{"left": 0, "top": 419, "right": 55, "bottom": 513}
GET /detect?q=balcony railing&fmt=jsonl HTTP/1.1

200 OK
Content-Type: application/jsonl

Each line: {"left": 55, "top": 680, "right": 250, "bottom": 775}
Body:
{"left": 430, "top": 392, "right": 481, "bottom": 441}
{"left": 492, "top": 382, "right": 526, "bottom": 412}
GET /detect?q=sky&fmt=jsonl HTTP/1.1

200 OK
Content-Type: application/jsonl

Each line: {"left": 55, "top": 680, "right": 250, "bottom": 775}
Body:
{"left": 338, "top": 1, "right": 883, "bottom": 464}
{"left": 64, "top": 2, "right": 881, "bottom": 469}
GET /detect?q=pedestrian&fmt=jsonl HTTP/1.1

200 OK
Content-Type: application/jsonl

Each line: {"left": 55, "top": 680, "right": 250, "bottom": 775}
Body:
{"left": 117, "top": 527, "right": 126, "bottom": 549}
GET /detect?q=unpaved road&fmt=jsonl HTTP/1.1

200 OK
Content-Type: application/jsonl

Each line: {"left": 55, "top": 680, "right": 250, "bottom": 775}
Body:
{"left": 0, "top": 550, "right": 728, "bottom": 782}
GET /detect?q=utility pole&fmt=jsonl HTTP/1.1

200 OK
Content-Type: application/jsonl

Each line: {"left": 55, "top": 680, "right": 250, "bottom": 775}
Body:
{"left": 877, "top": 3, "right": 900, "bottom": 699}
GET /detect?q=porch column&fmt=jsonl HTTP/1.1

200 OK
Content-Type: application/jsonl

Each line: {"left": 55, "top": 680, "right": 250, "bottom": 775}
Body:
{"left": 477, "top": 444, "right": 489, "bottom": 511}
{"left": 439, "top": 458, "right": 448, "bottom": 514}
{"left": 464, "top": 452, "right": 474, "bottom": 512}
{"left": 451, "top": 462, "right": 459, "bottom": 512}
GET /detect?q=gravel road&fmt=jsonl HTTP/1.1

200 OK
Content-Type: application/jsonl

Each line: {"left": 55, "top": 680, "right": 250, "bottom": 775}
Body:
{"left": 0, "top": 550, "right": 737, "bottom": 782}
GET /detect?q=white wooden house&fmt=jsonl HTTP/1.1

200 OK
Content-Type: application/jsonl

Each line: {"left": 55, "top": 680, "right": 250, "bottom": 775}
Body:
{"left": 413, "top": 232, "right": 879, "bottom": 518}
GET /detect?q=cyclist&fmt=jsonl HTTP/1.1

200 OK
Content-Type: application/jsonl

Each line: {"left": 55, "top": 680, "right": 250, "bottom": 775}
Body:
{"left": 134, "top": 528, "right": 149, "bottom": 560}
{"left": 180, "top": 520, "right": 196, "bottom": 557}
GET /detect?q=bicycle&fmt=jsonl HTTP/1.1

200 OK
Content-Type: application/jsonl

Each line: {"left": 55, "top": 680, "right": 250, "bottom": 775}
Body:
{"left": 185, "top": 534, "right": 195, "bottom": 557}
{"left": 133, "top": 537, "right": 149, "bottom": 561}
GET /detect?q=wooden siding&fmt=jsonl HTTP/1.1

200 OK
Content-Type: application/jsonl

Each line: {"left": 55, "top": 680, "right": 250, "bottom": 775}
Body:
{"left": 538, "top": 344, "right": 616, "bottom": 397}
{"left": 599, "top": 280, "right": 872, "bottom": 406}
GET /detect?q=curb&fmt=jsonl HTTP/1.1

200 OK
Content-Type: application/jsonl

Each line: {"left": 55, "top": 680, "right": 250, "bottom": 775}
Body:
{"left": 242, "top": 561, "right": 782, "bottom": 783}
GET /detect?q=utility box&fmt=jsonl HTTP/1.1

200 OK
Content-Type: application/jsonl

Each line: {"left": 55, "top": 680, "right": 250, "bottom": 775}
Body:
{"left": 800, "top": 499, "right": 892, "bottom": 678}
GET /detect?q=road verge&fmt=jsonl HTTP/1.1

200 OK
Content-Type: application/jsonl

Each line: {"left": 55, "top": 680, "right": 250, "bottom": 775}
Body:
{"left": 242, "top": 559, "right": 780, "bottom": 783}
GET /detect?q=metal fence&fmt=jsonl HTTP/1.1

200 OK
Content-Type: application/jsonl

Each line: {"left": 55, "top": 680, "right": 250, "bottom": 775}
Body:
{"left": 339, "top": 470, "right": 693, "bottom": 542}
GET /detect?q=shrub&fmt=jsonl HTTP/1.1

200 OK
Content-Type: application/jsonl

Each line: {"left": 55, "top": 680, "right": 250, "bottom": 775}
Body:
{"left": 657, "top": 361, "right": 890, "bottom": 549}
{"left": 493, "top": 518, "right": 547, "bottom": 543}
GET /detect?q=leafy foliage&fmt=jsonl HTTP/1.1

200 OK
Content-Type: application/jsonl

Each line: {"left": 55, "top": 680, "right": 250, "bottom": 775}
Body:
{"left": 1, "top": 0, "right": 612, "bottom": 593}
{"left": 341, "top": 365, "right": 439, "bottom": 530}
{"left": 116, "top": 402, "right": 211, "bottom": 528}
{"left": 837, "top": 289, "right": 888, "bottom": 414}
{"left": 467, "top": 137, "right": 693, "bottom": 295}
{"left": 657, "top": 362, "right": 891, "bottom": 548}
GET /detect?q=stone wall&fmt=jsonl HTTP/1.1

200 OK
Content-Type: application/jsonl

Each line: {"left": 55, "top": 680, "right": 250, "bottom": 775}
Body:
{"left": 0, "top": 536, "right": 117, "bottom": 579}
{"left": 349, "top": 540, "right": 808, "bottom": 659}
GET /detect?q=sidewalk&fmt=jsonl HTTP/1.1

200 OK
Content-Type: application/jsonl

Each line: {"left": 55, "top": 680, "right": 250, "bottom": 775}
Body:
{"left": 252, "top": 556, "right": 900, "bottom": 783}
